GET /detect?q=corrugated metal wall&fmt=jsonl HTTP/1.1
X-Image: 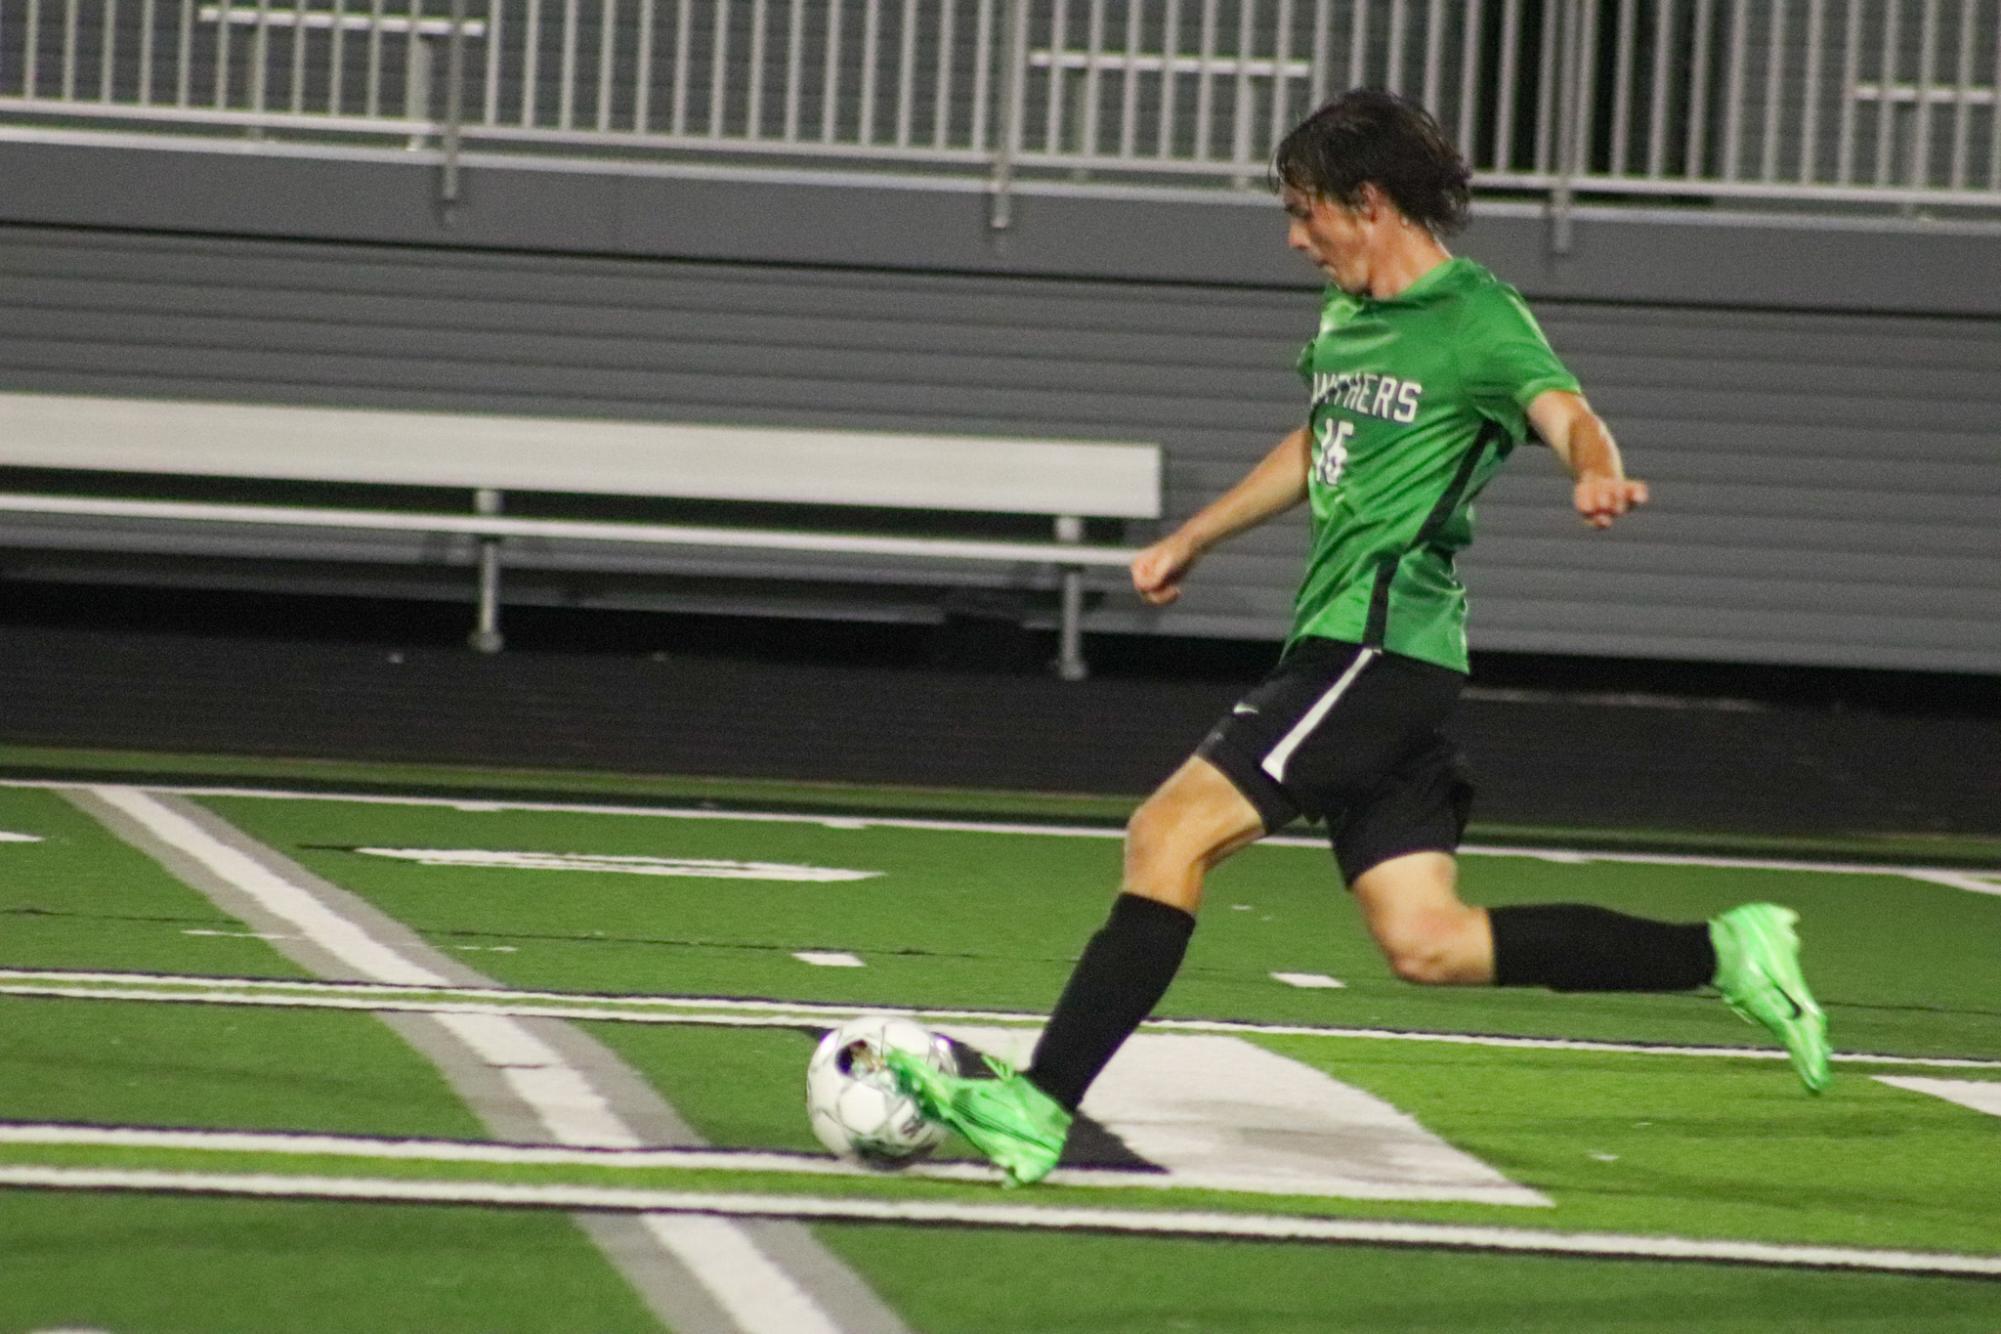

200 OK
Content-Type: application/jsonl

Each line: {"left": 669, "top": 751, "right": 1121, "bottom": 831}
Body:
{"left": 2, "top": 222, "right": 1997, "bottom": 672}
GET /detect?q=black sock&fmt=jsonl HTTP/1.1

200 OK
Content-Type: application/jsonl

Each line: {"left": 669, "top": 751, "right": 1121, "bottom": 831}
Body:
{"left": 1490, "top": 903, "right": 1716, "bottom": 992}
{"left": 1026, "top": 893, "right": 1196, "bottom": 1111}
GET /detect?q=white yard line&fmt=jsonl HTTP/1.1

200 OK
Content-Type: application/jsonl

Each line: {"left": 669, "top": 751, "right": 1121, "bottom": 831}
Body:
{"left": 79, "top": 786, "right": 849, "bottom": 1334}
{"left": 0, "top": 1121, "right": 1516, "bottom": 1196}
{"left": 1, "top": 1165, "right": 1996, "bottom": 1280}
{"left": 1901, "top": 870, "right": 2001, "bottom": 898}
{"left": 0, "top": 981, "right": 895, "bottom": 1027}
{"left": 0, "top": 1121, "right": 984, "bottom": 1177}
{"left": 5, "top": 777, "right": 1993, "bottom": 889}
{"left": 5, "top": 969, "right": 1998, "bottom": 1071}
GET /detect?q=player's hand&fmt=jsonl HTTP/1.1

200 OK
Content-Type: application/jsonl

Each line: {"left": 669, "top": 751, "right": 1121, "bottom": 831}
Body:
{"left": 1131, "top": 533, "right": 1199, "bottom": 606}
{"left": 1573, "top": 473, "right": 1649, "bottom": 529}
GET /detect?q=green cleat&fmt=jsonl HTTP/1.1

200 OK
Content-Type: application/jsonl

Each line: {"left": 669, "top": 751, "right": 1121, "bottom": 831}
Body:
{"left": 1711, "top": 903, "right": 1831, "bottom": 1094}
{"left": 884, "top": 1048, "right": 1072, "bottom": 1185}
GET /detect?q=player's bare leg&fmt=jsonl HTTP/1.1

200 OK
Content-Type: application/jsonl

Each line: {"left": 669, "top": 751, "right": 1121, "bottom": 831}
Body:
{"left": 891, "top": 757, "right": 1263, "bottom": 1184}
{"left": 1121, "top": 755, "right": 1269, "bottom": 912}
{"left": 1350, "top": 851, "right": 1494, "bottom": 984}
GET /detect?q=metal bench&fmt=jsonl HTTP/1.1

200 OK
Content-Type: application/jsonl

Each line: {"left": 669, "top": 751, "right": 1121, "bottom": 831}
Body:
{"left": 0, "top": 392, "right": 1162, "bottom": 679}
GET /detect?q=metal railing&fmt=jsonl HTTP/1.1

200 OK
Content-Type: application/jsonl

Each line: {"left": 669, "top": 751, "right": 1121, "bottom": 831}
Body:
{"left": 4, "top": 0, "right": 1999, "bottom": 223}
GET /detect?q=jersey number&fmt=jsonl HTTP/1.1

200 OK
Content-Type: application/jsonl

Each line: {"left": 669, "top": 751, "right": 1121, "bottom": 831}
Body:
{"left": 1314, "top": 419, "right": 1355, "bottom": 488}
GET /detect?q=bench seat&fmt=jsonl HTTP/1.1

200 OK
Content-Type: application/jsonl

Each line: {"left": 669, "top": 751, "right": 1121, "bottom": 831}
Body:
{"left": 0, "top": 392, "right": 1164, "bottom": 678}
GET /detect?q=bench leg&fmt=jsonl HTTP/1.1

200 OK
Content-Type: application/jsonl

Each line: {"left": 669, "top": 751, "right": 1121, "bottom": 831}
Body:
{"left": 469, "top": 534, "right": 505, "bottom": 653}
{"left": 468, "top": 489, "right": 506, "bottom": 653}
{"left": 1052, "top": 514, "right": 1090, "bottom": 681}
{"left": 1057, "top": 566, "right": 1087, "bottom": 681}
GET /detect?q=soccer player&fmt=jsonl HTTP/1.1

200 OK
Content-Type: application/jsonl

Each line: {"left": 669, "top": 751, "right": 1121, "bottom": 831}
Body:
{"left": 890, "top": 90, "right": 1830, "bottom": 1185}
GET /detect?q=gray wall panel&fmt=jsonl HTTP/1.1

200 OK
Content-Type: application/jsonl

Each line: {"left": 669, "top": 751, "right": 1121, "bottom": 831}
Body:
{"left": 4, "top": 140, "right": 2001, "bottom": 316}
{"left": 2, "top": 220, "right": 1997, "bottom": 673}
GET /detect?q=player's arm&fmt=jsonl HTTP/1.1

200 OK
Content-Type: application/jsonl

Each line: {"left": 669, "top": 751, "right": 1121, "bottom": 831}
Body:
{"left": 1527, "top": 389, "right": 1649, "bottom": 530}
{"left": 1131, "top": 424, "right": 1312, "bottom": 606}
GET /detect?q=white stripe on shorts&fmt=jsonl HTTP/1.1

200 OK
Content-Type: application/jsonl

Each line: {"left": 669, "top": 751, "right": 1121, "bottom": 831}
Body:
{"left": 1259, "top": 647, "right": 1380, "bottom": 785}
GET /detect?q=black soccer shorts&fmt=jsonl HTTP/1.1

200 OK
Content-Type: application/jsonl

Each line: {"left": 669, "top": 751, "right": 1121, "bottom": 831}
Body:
{"left": 1196, "top": 636, "right": 1475, "bottom": 885}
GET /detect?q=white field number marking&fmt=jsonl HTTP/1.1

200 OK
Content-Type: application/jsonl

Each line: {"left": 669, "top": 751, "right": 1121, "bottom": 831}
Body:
{"left": 353, "top": 848, "right": 879, "bottom": 883}
{"left": 1876, "top": 1076, "right": 2001, "bottom": 1118}
{"left": 942, "top": 1026, "right": 1547, "bottom": 1206}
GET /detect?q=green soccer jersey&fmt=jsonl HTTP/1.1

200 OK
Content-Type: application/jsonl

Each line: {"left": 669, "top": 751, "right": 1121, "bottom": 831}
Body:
{"left": 1288, "top": 256, "right": 1580, "bottom": 672}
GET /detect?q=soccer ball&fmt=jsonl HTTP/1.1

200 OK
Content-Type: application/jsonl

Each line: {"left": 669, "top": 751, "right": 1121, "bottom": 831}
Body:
{"left": 805, "top": 1015, "right": 954, "bottom": 1167}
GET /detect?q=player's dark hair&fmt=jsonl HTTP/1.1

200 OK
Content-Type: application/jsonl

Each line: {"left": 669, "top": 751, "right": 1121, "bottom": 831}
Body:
{"left": 1271, "top": 89, "right": 1472, "bottom": 236}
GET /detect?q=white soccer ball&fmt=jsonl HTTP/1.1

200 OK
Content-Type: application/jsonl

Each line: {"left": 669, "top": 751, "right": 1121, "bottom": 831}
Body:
{"left": 806, "top": 1015, "right": 954, "bottom": 1167}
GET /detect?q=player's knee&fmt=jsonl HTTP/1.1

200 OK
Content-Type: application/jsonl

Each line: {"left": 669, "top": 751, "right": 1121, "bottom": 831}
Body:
{"left": 1375, "top": 909, "right": 1482, "bottom": 985}
{"left": 1380, "top": 936, "right": 1453, "bottom": 984}
{"left": 1124, "top": 800, "right": 1194, "bottom": 876}
{"left": 1123, "top": 795, "right": 1235, "bottom": 889}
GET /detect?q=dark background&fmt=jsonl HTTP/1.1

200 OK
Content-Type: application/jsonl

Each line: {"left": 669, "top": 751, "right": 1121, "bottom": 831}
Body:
{"left": 4, "top": 579, "right": 1995, "bottom": 842}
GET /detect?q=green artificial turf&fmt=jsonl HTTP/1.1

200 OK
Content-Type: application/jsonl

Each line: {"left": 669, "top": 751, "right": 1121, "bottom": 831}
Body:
{"left": 574, "top": 1016, "right": 2001, "bottom": 1253}
{"left": 193, "top": 793, "right": 2001, "bottom": 1060}
{"left": 7, "top": 742, "right": 1999, "bottom": 863}
{"left": 810, "top": 1225, "right": 2001, "bottom": 1334}
{"left": 5, "top": 770, "right": 1997, "bottom": 1334}
{"left": 0, "top": 785, "right": 315, "bottom": 978}
{"left": 0, "top": 995, "right": 489, "bottom": 1139}
{"left": 0, "top": 1191, "right": 664, "bottom": 1334}
{"left": 1284, "top": 1037, "right": 2001, "bottom": 1254}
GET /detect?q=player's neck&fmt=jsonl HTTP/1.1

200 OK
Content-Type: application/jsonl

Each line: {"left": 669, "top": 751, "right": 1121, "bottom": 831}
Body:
{"left": 1365, "top": 230, "right": 1454, "bottom": 301}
